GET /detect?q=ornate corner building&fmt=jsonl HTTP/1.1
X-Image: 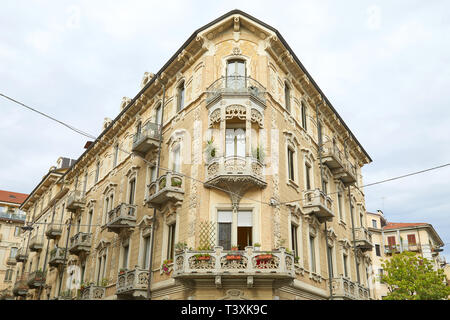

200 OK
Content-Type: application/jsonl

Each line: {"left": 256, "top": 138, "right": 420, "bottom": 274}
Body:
{"left": 13, "top": 10, "right": 376, "bottom": 300}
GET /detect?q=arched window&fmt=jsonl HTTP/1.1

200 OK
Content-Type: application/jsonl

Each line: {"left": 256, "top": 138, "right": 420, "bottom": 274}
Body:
{"left": 226, "top": 59, "right": 246, "bottom": 89}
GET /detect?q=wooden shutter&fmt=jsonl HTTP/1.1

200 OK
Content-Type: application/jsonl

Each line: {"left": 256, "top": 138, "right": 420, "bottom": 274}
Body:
{"left": 387, "top": 236, "right": 396, "bottom": 245}
{"left": 218, "top": 223, "right": 231, "bottom": 250}
{"left": 407, "top": 234, "right": 416, "bottom": 244}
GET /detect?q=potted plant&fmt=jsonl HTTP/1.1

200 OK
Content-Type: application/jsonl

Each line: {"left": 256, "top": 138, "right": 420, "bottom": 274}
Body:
{"left": 231, "top": 245, "right": 239, "bottom": 251}
{"left": 119, "top": 268, "right": 127, "bottom": 275}
{"left": 161, "top": 259, "right": 173, "bottom": 275}
{"left": 252, "top": 146, "right": 265, "bottom": 163}
{"left": 194, "top": 253, "right": 211, "bottom": 261}
{"left": 175, "top": 242, "right": 188, "bottom": 253}
{"left": 253, "top": 243, "right": 261, "bottom": 251}
{"left": 171, "top": 178, "right": 182, "bottom": 187}
{"left": 101, "top": 278, "right": 109, "bottom": 287}
{"left": 226, "top": 254, "right": 242, "bottom": 261}
{"left": 294, "top": 256, "right": 300, "bottom": 264}
{"left": 205, "top": 137, "right": 217, "bottom": 161}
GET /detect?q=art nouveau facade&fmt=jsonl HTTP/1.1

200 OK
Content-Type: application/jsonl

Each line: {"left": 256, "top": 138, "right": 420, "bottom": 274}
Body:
{"left": 14, "top": 10, "right": 374, "bottom": 300}
{"left": 367, "top": 210, "right": 446, "bottom": 299}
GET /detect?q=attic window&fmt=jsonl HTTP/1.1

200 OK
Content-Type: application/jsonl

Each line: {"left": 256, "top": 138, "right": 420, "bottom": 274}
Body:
{"left": 9, "top": 195, "right": 16, "bottom": 199}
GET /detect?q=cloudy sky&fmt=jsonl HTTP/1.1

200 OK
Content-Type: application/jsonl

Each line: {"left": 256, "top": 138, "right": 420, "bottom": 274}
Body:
{"left": 1, "top": 1, "right": 449, "bottom": 260}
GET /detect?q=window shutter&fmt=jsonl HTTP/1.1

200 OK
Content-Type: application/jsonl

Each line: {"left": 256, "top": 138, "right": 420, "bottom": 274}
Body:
{"left": 407, "top": 234, "right": 416, "bottom": 244}
{"left": 387, "top": 236, "right": 396, "bottom": 245}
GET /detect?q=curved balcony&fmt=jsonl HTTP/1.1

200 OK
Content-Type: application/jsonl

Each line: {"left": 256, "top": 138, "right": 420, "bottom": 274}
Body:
{"left": 27, "top": 270, "right": 46, "bottom": 289}
{"left": 331, "top": 276, "right": 370, "bottom": 300}
{"left": 29, "top": 235, "right": 44, "bottom": 252}
{"left": 49, "top": 247, "right": 67, "bottom": 268}
{"left": 302, "top": 189, "right": 334, "bottom": 222}
{"left": 69, "top": 232, "right": 92, "bottom": 256}
{"left": 45, "top": 223, "right": 62, "bottom": 239}
{"left": 206, "top": 76, "right": 266, "bottom": 106}
{"left": 80, "top": 285, "right": 105, "bottom": 300}
{"left": 132, "top": 122, "right": 161, "bottom": 157}
{"left": 106, "top": 203, "right": 137, "bottom": 234}
{"left": 321, "top": 144, "right": 357, "bottom": 186}
{"left": 116, "top": 267, "right": 148, "bottom": 299}
{"left": 173, "top": 247, "right": 295, "bottom": 288}
{"left": 146, "top": 172, "right": 184, "bottom": 210}
{"left": 66, "top": 190, "right": 86, "bottom": 213}
{"left": 354, "top": 227, "right": 373, "bottom": 252}
{"left": 205, "top": 156, "right": 267, "bottom": 199}
{"left": 15, "top": 248, "right": 28, "bottom": 263}
{"left": 13, "top": 276, "right": 29, "bottom": 297}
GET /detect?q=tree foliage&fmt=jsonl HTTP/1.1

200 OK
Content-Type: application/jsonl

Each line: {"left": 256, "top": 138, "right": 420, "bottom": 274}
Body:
{"left": 381, "top": 251, "right": 450, "bottom": 300}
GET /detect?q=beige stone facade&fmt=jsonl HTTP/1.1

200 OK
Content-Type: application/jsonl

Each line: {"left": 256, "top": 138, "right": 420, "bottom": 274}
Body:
{"left": 367, "top": 210, "right": 446, "bottom": 299}
{"left": 0, "top": 190, "right": 27, "bottom": 300}
{"left": 14, "top": 10, "right": 375, "bottom": 300}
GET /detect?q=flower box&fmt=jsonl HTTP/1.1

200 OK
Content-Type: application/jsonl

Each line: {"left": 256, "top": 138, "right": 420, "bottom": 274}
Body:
{"left": 255, "top": 254, "right": 273, "bottom": 260}
{"left": 226, "top": 255, "right": 242, "bottom": 260}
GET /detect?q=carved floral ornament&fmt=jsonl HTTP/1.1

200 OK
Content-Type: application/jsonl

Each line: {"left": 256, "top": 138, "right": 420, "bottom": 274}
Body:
{"left": 209, "top": 105, "right": 264, "bottom": 128}
{"left": 339, "top": 239, "right": 352, "bottom": 250}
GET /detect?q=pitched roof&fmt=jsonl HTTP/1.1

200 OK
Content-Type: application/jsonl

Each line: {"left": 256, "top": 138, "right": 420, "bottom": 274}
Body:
{"left": 0, "top": 190, "right": 29, "bottom": 205}
{"left": 383, "top": 222, "right": 428, "bottom": 230}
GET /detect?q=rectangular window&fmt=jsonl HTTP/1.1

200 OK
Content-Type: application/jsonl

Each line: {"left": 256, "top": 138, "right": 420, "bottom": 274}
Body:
{"left": 225, "top": 128, "right": 246, "bottom": 158}
{"left": 237, "top": 210, "right": 252, "bottom": 250}
{"left": 287, "top": 148, "right": 295, "bottom": 181}
{"left": 372, "top": 219, "right": 377, "bottom": 228}
{"left": 343, "top": 254, "right": 348, "bottom": 278}
{"left": 113, "top": 145, "right": 119, "bottom": 167}
{"left": 122, "top": 244, "right": 129, "bottom": 269}
{"left": 83, "top": 173, "right": 88, "bottom": 194}
{"left": 95, "top": 162, "right": 100, "bottom": 183}
{"left": 172, "top": 146, "right": 181, "bottom": 172}
{"left": 10, "top": 247, "right": 18, "bottom": 258}
{"left": 375, "top": 244, "right": 381, "bottom": 257}
{"left": 87, "top": 210, "right": 93, "bottom": 233}
{"left": 318, "top": 122, "right": 323, "bottom": 147}
{"left": 310, "top": 235, "right": 316, "bottom": 273}
{"left": 285, "top": 84, "right": 291, "bottom": 112}
{"left": 301, "top": 102, "right": 307, "bottom": 130}
{"left": 218, "top": 210, "right": 232, "bottom": 250}
{"left": 338, "top": 194, "right": 343, "bottom": 220}
{"left": 305, "top": 163, "right": 312, "bottom": 190}
{"left": 143, "top": 236, "right": 151, "bottom": 269}
{"left": 156, "top": 104, "right": 163, "bottom": 125}
{"left": 291, "top": 224, "right": 298, "bottom": 258}
{"left": 150, "top": 166, "right": 157, "bottom": 182}
{"left": 327, "top": 246, "right": 334, "bottom": 278}
{"left": 177, "top": 82, "right": 185, "bottom": 112}
{"left": 128, "top": 178, "right": 136, "bottom": 205}
{"left": 407, "top": 234, "right": 416, "bottom": 245}
{"left": 167, "top": 223, "right": 176, "bottom": 261}
{"left": 14, "top": 226, "right": 21, "bottom": 237}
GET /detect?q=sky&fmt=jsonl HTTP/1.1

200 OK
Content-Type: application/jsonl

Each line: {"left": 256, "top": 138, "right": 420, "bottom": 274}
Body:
{"left": 1, "top": 1, "right": 449, "bottom": 261}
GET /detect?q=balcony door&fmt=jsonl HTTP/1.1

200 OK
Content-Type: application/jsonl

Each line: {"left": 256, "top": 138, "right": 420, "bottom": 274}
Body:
{"left": 237, "top": 210, "right": 252, "bottom": 250}
{"left": 226, "top": 60, "right": 246, "bottom": 89}
{"left": 217, "top": 210, "right": 253, "bottom": 251}
{"left": 225, "top": 128, "right": 245, "bottom": 158}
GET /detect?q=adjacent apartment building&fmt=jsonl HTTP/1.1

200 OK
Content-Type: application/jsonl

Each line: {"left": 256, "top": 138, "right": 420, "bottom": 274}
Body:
{"left": 13, "top": 10, "right": 375, "bottom": 300}
{"left": 367, "top": 210, "right": 446, "bottom": 299}
{"left": 0, "top": 189, "right": 28, "bottom": 300}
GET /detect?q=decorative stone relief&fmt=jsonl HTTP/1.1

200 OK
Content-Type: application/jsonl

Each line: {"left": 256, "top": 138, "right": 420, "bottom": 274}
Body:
{"left": 225, "top": 105, "right": 246, "bottom": 121}
{"left": 250, "top": 108, "right": 263, "bottom": 128}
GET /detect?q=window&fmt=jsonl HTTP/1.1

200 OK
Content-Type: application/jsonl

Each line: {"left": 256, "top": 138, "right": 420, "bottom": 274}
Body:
{"left": 310, "top": 235, "right": 316, "bottom": 273}
{"left": 287, "top": 148, "right": 295, "bottom": 181}
{"left": 83, "top": 172, "right": 88, "bottom": 194}
{"left": 226, "top": 128, "right": 246, "bottom": 158}
{"left": 318, "top": 121, "right": 323, "bottom": 147}
{"left": 95, "top": 161, "right": 100, "bottom": 183}
{"left": 301, "top": 102, "right": 307, "bottom": 130}
{"left": 327, "top": 246, "right": 334, "bottom": 278}
{"left": 128, "top": 178, "right": 136, "bottom": 205}
{"left": 343, "top": 254, "right": 348, "bottom": 278}
{"left": 372, "top": 219, "right": 377, "bottom": 228}
{"left": 407, "top": 234, "right": 416, "bottom": 245}
{"left": 359, "top": 212, "right": 364, "bottom": 227}
{"left": 122, "top": 242, "right": 129, "bottom": 269}
{"left": 226, "top": 59, "right": 246, "bottom": 88}
{"left": 150, "top": 166, "right": 157, "bottom": 182}
{"left": 338, "top": 193, "right": 343, "bottom": 220}
{"left": 87, "top": 209, "right": 93, "bottom": 233}
{"left": 305, "top": 163, "right": 312, "bottom": 190}
{"left": 375, "top": 244, "right": 381, "bottom": 257}
{"left": 4, "top": 269, "right": 13, "bottom": 282}
{"left": 177, "top": 81, "right": 185, "bottom": 112}
{"left": 291, "top": 224, "right": 298, "bottom": 258}
{"left": 142, "top": 236, "right": 151, "bottom": 269}
{"left": 218, "top": 210, "right": 232, "bottom": 250}
{"left": 155, "top": 103, "right": 163, "bottom": 125}
{"left": 237, "top": 210, "right": 252, "bottom": 250}
{"left": 113, "top": 145, "right": 119, "bottom": 168}
{"left": 10, "top": 247, "right": 18, "bottom": 258}
{"left": 167, "top": 223, "right": 176, "bottom": 261}
{"left": 284, "top": 82, "right": 291, "bottom": 112}
{"left": 14, "top": 226, "right": 21, "bottom": 237}
{"left": 172, "top": 145, "right": 181, "bottom": 172}
{"left": 322, "top": 180, "right": 328, "bottom": 194}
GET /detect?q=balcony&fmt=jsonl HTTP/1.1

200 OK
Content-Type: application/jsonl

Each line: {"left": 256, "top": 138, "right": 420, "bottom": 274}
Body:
{"left": 173, "top": 247, "right": 295, "bottom": 288}
{"left": 15, "top": 249, "right": 28, "bottom": 263}
{"left": 206, "top": 76, "right": 266, "bottom": 105}
{"left": 205, "top": 156, "right": 267, "bottom": 197}
{"left": 49, "top": 247, "right": 67, "bottom": 268}
{"left": 132, "top": 122, "right": 161, "bottom": 156}
{"left": 13, "top": 277, "right": 29, "bottom": 297}
{"left": 384, "top": 244, "right": 400, "bottom": 255}
{"left": 354, "top": 228, "right": 373, "bottom": 252}
{"left": 146, "top": 172, "right": 185, "bottom": 210}
{"left": 302, "top": 189, "right": 334, "bottom": 222}
{"left": 45, "top": 223, "right": 62, "bottom": 239}
{"left": 321, "top": 144, "right": 357, "bottom": 186}
{"left": 29, "top": 235, "right": 44, "bottom": 252}
{"left": 66, "top": 190, "right": 86, "bottom": 212}
{"left": 106, "top": 203, "right": 137, "bottom": 234}
{"left": 6, "top": 256, "right": 17, "bottom": 266}
{"left": 69, "top": 232, "right": 92, "bottom": 256}
{"left": 331, "top": 276, "right": 370, "bottom": 300}
{"left": 27, "top": 270, "right": 46, "bottom": 289}
{"left": 80, "top": 285, "right": 106, "bottom": 300}
{"left": 116, "top": 267, "right": 149, "bottom": 299}
{"left": 0, "top": 210, "right": 26, "bottom": 222}
{"left": 404, "top": 243, "right": 421, "bottom": 252}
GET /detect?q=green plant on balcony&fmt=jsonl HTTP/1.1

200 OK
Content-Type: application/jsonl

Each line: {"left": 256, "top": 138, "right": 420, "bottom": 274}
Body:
{"left": 252, "top": 146, "right": 265, "bottom": 163}
{"left": 119, "top": 268, "right": 127, "bottom": 275}
{"left": 231, "top": 245, "right": 239, "bottom": 251}
{"left": 171, "top": 178, "right": 182, "bottom": 187}
{"left": 205, "top": 137, "right": 217, "bottom": 161}
{"left": 161, "top": 259, "right": 173, "bottom": 275}
{"left": 194, "top": 253, "right": 211, "bottom": 261}
{"left": 100, "top": 278, "right": 109, "bottom": 287}
{"left": 294, "top": 256, "right": 300, "bottom": 264}
{"left": 159, "top": 177, "right": 167, "bottom": 189}
{"left": 175, "top": 242, "right": 188, "bottom": 253}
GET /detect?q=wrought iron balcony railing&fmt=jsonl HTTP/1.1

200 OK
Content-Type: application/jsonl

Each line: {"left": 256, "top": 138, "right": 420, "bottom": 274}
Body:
{"left": 206, "top": 76, "right": 266, "bottom": 104}
{"left": 331, "top": 276, "right": 370, "bottom": 300}
{"left": 146, "top": 172, "right": 185, "bottom": 209}
{"left": 132, "top": 122, "right": 161, "bottom": 156}
{"left": 116, "top": 267, "right": 149, "bottom": 299}
{"left": 302, "top": 189, "right": 334, "bottom": 222}
{"left": 66, "top": 190, "right": 86, "bottom": 212}
{"left": 106, "top": 203, "right": 137, "bottom": 234}
{"left": 69, "top": 232, "right": 92, "bottom": 255}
